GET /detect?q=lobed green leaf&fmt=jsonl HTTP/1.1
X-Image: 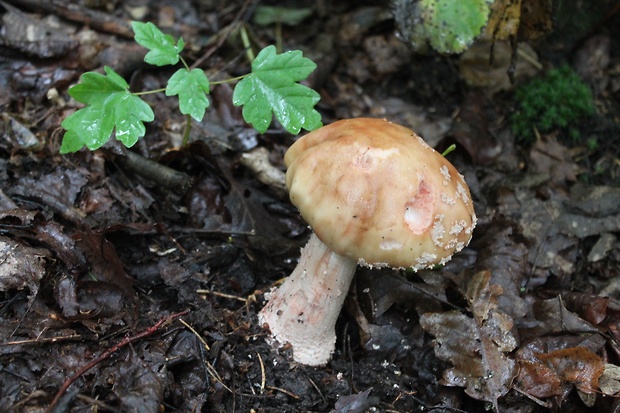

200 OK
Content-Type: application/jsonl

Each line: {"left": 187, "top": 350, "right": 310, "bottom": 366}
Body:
{"left": 60, "top": 67, "right": 154, "bottom": 153}
{"left": 166, "top": 68, "right": 210, "bottom": 121}
{"left": 68, "top": 66, "right": 128, "bottom": 104}
{"left": 251, "top": 45, "right": 317, "bottom": 83}
{"left": 132, "top": 21, "right": 184, "bottom": 66}
{"left": 232, "top": 45, "right": 322, "bottom": 134}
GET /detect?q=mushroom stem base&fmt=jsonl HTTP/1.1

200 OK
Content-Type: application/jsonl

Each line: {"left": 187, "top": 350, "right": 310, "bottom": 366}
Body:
{"left": 258, "top": 233, "right": 357, "bottom": 366}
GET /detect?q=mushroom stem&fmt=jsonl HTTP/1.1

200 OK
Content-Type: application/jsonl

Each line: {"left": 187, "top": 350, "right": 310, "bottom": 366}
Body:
{"left": 258, "top": 232, "right": 357, "bottom": 366}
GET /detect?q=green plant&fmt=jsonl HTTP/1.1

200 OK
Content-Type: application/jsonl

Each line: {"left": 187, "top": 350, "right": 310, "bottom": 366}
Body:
{"left": 60, "top": 22, "right": 322, "bottom": 154}
{"left": 511, "top": 65, "right": 595, "bottom": 143}
{"left": 392, "top": 0, "right": 494, "bottom": 54}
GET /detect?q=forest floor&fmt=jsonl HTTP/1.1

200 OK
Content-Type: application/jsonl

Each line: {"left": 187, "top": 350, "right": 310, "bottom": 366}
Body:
{"left": 1, "top": 1, "right": 620, "bottom": 412}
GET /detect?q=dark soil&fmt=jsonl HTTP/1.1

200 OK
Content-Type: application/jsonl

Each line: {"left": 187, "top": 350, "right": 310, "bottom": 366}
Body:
{"left": 1, "top": 1, "right": 620, "bottom": 412}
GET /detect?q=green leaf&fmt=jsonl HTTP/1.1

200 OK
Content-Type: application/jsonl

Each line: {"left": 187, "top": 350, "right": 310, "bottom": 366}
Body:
{"left": 60, "top": 66, "right": 154, "bottom": 153}
{"left": 61, "top": 103, "right": 115, "bottom": 151}
{"left": 232, "top": 45, "right": 322, "bottom": 134}
{"left": 68, "top": 66, "right": 128, "bottom": 104}
{"left": 394, "top": 0, "right": 492, "bottom": 54}
{"left": 132, "top": 21, "right": 184, "bottom": 66}
{"left": 166, "top": 68, "right": 210, "bottom": 121}
{"left": 253, "top": 6, "right": 313, "bottom": 26}
{"left": 59, "top": 130, "right": 86, "bottom": 154}
{"left": 109, "top": 93, "right": 154, "bottom": 147}
{"left": 422, "top": 0, "right": 492, "bottom": 54}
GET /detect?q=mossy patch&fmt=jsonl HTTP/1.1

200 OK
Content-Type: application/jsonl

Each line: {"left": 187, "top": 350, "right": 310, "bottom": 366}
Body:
{"left": 511, "top": 65, "right": 595, "bottom": 144}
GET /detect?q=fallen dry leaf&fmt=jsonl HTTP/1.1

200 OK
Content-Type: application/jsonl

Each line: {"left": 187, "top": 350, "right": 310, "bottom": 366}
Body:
{"left": 484, "top": 0, "right": 522, "bottom": 40}
{"left": 0, "top": 236, "right": 49, "bottom": 302}
{"left": 468, "top": 217, "right": 529, "bottom": 319}
{"left": 528, "top": 138, "right": 582, "bottom": 185}
{"left": 420, "top": 271, "right": 517, "bottom": 411}
{"left": 560, "top": 292, "right": 609, "bottom": 326}
{"left": 519, "top": 296, "right": 599, "bottom": 340}
{"left": 599, "top": 363, "right": 620, "bottom": 396}
{"left": 459, "top": 40, "right": 540, "bottom": 95}
{"left": 516, "top": 345, "right": 604, "bottom": 398}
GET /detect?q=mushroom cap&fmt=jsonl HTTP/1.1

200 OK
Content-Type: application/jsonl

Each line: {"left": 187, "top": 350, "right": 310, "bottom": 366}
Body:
{"left": 284, "top": 118, "right": 476, "bottom": 270}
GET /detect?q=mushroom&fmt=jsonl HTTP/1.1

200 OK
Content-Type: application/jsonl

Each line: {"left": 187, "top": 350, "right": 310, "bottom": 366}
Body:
{"left": 259, "top": 118, "right": 476, "bottom": 366}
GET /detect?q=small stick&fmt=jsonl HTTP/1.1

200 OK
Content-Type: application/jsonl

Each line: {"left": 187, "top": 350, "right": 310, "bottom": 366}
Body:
{"left": 178, "top": 318, "right": 210, "bottom": 350}
{"left": 266, "top": 385, "right": 299, "bottom": 399}
{"left": 196, "top": 289, "right": 247, "bottom": 302}
{"left": 112, "top": 149, "right": 194, "bottom": 195}
{"left": 45, "top": 311, "right": 188, "bottom": 413}
{"left": 2, "top": 334, "right": 82, "bottom": 346}
{"left": 257, "top": 351, "right": 265, "bottom": 394}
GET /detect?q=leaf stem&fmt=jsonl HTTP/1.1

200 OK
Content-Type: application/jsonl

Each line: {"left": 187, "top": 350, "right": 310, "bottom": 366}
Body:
{"left": 276, "top": 20, "right": 283, "bottom": 54}
{"left": 210, "top": 74, "right": 249, "bottom": 85}
{"left": 180, "top": 56, "right": 190, "bottom": 71}
{"left": 182, "top": 114, "right": 192, "bottom": 147}
{"left": 134, "top": 88, "right": 166, "bottom": 96}
{"left": 239, "top": 24, "right": 255, "bottom": 62}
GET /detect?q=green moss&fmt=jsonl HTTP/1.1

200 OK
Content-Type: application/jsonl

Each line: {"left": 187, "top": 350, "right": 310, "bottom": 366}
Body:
{"left": 511, "top": 65, "right": 595, "bottom": 144}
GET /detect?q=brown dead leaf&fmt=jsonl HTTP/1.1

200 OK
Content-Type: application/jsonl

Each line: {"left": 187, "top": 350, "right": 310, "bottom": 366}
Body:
{"left": 459, "top": 41, "right": 540, "bottom": 95}
{"left": 0, "top": 209, "right": 88, "bottom": 272}
{"left": 484, "top": 0, "right": 522, "bottom": 40}
{"left": 569, "top": 183, "right": 620, "bottom": 218}
{"left": 55, "top": 277, "right": 125, "bottom": 319}
{"left": 483, "top": 0, "right": 553, "bottom": 42}
{"left": 516, "top": 344, "right": 604, "bottom": 398}
{"left": 538, "top": 348, "right": 604, "bottom": 393}
{"left": 357, "top": 270, "right": 448, "bottom": 319}
{"left": 497, "top": 186, "right": 579, "bottom": 279}
{"left": 599, "top": 364, "right": 620, "bottom": 396}
{"left": 519, "top": 296, "right": 599, "bottom": 340}
{"left": 560, "top": 292, "right": 609, "bottom": 326}
{"left": 420, "top": 311, "right": 516, "bottom": 410}
{"left": 73, "top": 227, "right": 135, "bottom": 302}
{"left": 466, "top": 271, "right": 503, "bottom": 321}
{"left": 333, "top": 388, "right": 378, "bottom": 413}
{"left": 0, "top": 236, "right": 49, "bottom": 301}
{"left": 468, "top": 217, "right": 529, "bottom": 319}
{"left": 420, "top": 271, "right": 517, "bottom": 410}
{"left": 529, "top": 137, "right": 582, "bottom": 185}
{"left": 99, "top": 351, "right": 165, "bottom": 411}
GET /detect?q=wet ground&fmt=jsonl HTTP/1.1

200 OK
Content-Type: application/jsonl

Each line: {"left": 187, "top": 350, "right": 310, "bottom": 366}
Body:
{"left": 1, "top": 1, "right": 620, "bottom": 412}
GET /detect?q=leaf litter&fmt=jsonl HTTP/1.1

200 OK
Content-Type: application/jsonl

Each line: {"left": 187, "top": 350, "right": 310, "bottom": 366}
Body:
{"left": 1, "top": 0, "right": 620, "bottom": 412}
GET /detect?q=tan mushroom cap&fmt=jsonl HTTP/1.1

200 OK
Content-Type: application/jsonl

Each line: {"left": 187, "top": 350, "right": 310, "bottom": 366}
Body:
{"left": 285, "top": 118, "right": 476, "bottom": 270}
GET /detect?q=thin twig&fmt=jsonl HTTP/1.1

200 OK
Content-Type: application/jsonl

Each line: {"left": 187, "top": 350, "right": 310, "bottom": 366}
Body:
{"left": 2, "top": 334, "right": 82, "bottom": 346}
{"left": 266, "top": 385, "right": 299, "bottom": 399}
{"left": 257, "top": 351, "right": 265, "bottom": 394}
{"left": 179, "top": 318, "right": 234, "bottom": 394}
{"left": 45, "top": 311, "right": 188, "bottom": 413}
{"left": 179, "top": 318, "right": 210, "bottom": 350}
{"left": 197, "top": 289, "right": 247, "bottom": 302}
